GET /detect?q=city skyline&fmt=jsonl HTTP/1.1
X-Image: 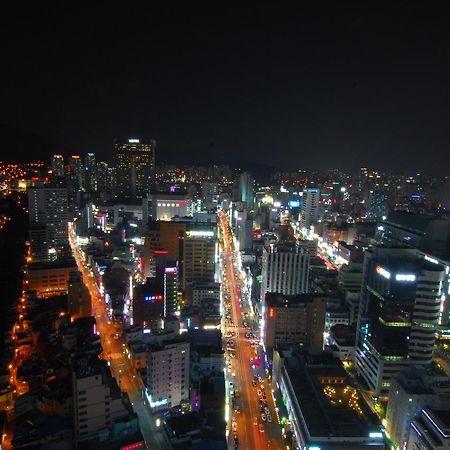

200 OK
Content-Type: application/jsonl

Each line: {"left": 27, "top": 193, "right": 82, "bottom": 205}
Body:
{"left": 2, "top": 4, "right": 450, "bottom": 174}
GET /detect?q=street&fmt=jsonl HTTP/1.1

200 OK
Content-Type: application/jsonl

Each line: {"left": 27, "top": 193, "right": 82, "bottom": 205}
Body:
{"left": 68, "top": 222, "right": 171, "bottom": 450}
{"left": 219, "top": 212, "right": 284, "bottom": 450}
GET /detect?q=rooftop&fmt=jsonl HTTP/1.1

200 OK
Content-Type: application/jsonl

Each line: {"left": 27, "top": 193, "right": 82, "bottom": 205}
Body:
{"left": 283, "top": 351, "right": 380, "bottom": 439}
{"left": 265, "top": 292, "right": 326, "bottom": 308}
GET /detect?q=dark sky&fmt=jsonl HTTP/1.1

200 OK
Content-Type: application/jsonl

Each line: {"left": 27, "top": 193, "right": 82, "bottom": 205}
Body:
{"left": 1, "top": 3, "right": 450, "bottom": 174}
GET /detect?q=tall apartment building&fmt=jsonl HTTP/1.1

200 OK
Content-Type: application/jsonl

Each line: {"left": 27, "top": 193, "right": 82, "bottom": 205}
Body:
{"left": 146, "top": 338, "right": 190, "bottom": 411}
{"left": 262, "top": 292, "right": 326, "bottom": 356}
{"left": 72, "top": 354, "right": 134, "bottom": 444}
{"left": 300, "top": 187, "right": 320, "bottom": 230}
{"left": 113, "top": 138, "right": 156, "bottom": 199}
{"left": 28, "top": 183, "right": 69, "bottom": 261}
{"left": 260, "top": 242, "right": 310, "bottom": 301}
{"left": 355, "top": 246, "right": 447, "bottom": 395}
{"left": 239, "top": 172, "right": 254, "bottom": 209}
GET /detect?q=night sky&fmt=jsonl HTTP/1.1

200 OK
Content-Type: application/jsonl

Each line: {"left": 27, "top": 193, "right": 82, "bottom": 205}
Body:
{"left": 2, "top": 3, "right": 450, "bottom": 174}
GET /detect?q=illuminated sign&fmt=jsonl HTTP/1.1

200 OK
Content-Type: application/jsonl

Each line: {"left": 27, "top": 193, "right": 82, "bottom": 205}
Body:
{"left": 269, "top": 308, "right": 275, "bottom": 318}
{"left": 369, "top": 432, "right": 383, "bottom": 439}
{"left": 376, "top": 266, "right": 391, "bottom": 279}
{"left": 121, "top": 442, "right": 144, "bottom": 450}
{"left": 187, "top": 230, "right": 214, "bottom": 237}
{"left": 424, "top": 255, "right": 439, "bottom": 265}
{"left": 395, "top": 274, "right": 416, "bottom": 282}
{"left": 153, "top": 249, "right": 168, "bottom": 254}
{"left": 165, "top": 267, "right": 177, "bottom": 274}
{"left": 288, "top": 200, "right": 300, "bottom": 208}
{"left": 128, "top": 139, "right": 140, "bottom": 143}
{"left": 145, "top": 295, "right": 163, "bottom": 302}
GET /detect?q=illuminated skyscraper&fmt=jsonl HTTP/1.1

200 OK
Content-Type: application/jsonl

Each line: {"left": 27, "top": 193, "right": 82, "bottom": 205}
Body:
{"left": 28, "top": 183, "right": 68, "bottom": 261}
{"left": 300, "top": 187, "right": 320, "bottom": 230}
{"left": 96, "top": 161, "right": 113, "bottom": 195}
{"left": 84, "top": 152, "right": 97, "bottom": 193}
{"left": 68, "top": 154, "right": 84, "bottom": 192}
{"left": 355, "top": 246, "right": 446, "bottom": 395}
{"left": 113, "top": 138, "right": 156, "bottom": 199}
{"left": 51, "top": 154, "right": 65, "bottom": 178}
{"left": 239, "top": 172, "right": 254, "bottom": 209}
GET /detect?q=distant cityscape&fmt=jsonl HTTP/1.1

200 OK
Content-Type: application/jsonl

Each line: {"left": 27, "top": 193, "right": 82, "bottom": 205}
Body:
{"left": 1, "top": 139, "right": 450, "bottom": 449}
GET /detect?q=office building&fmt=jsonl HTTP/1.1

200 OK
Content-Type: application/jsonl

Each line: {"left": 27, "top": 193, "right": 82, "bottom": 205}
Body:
{"left": 260, "top": 242, "right": 310, "bottom": 301}
{"left": 97, "top": 161, "right": 113, "bottom": 194}
{"left": 69, "top": 154, "right": 84, "bottom": 191}
{"left": 386, "top": 366, "right": 450, "bottom": 449}
{"left": 300, "top": 187, "right": 320, "bottom": 230}
{"left": 132, "top": 279, "right": 164, "bottom": 329}
{"left": 181, "top": 228, "right": 217, "bottom": 301}
{"left": 201, "top": 181, "right": 218, "bottom": 210}
{"left": 377, "top": 210, "right": 450, "bottom": 259}
{"left": 51, "top": 154, "right": 64, "bottom": 178}
{"left": 72, "top": 354, "right": 138, "bottom": 444}
{"left": 113, "top": 138, "right": 156, "bottom": 199}
{"left": 68, "top": 271, "right": 92, "bottom": 320}
{"left": 84, "top": 152, "right": 97, "bottom": 193}
{"left": 143, "top": 221, "right": 186, "bottom": 279}
{"left": 239, "top": 172, "right": 254, "bottom": 209}
{"left": 355, "top": 246, "right": 447, "bottom": 396}
{"left": 28, "top": 183, "right": 69, "bottom": 261}
{"left": 192, "top": 282, "right": 221, "bottom": 307}
{"left": 27, "top": 259, "right": 77, "bottom": 298}
{"left": 144, "top": 191, "right": 192, "bottom": 221}
{"left": 262, "top": 292, "right": 326, "bottom": 356}
{"left": 146, "top": 338, "right": 190, "bottom": 411}
{"left": 271, "top": 349, "right": 384, "bottom": 449}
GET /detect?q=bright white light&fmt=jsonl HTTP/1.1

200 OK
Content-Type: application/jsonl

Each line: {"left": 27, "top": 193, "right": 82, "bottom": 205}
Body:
{"left": 369, "top": 432, "right": 383, "bottom": 439}
{"left": 395, "top": 274, "right": 416, "bottom": 282}
{"left": 128, "top": 139, "right": 140, "bottom": 143}
{"left": 376, "top": 266, "right": 391, "bottom": 279}
{"left": 425, "top": 255, "right": 439, "bottom": 265}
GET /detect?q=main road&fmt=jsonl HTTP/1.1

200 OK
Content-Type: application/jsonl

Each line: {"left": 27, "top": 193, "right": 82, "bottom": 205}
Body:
{"left": 68, "top": 222, "right": 171, "bottom": 450}
{"left": 219, "top": 212, "right": 284, "bottom": 450}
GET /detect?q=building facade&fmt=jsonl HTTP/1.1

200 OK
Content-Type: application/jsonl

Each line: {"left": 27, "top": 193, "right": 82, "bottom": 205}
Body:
{"left": 355, "top": 246, "right": 447, "bottom": 395}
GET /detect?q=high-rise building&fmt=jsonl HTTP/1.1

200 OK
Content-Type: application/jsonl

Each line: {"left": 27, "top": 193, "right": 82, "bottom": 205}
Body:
{"left": 51, "top": 154, "right": 64, "bottom": 178}
{"left": 146, "top": 338, "right": 190, "bottom": 411}
{"left": 132, "top": 279, "right": 164, "bottom": 329}
{"left": 143, "top": 221, "right": 186, "bottom": 279}
{"left": 164, "top": 263, "right": 179, "bottom": 317}
{"left": 28, "top": 184, "right": 69, "bottom": 261}
{"left": 113, "top": 138, "right": 156, "bottom": 199}
{"left": 97, "top": 161, "right": 113, "bottom": 194}
{"left": 181, "top": 227, "right": 217, "bottom": 301}
{"left": 84, "top": 152, "right": 97, "bottom": 193}
{"left": 69, "top": 155, "right": 84, "bottom": 192}
{"left": 260, "top": 242, "right": 310, "bottom": 301}
{"left": 300, "top": 187, "right": 320, "bottom": 230}
{"left": 408, "top": 407, "right": 450, "bottom": 449}
{"left": 239, "top": 172, "right": 254, "bottom": 209}
{"left": 355, "top": 246, "right": 447, "bottom": 395}
{"left": 201, "top": 181, "right": 218, "bottom": 211}
{"left": 262, "top": 292, "right": 326, "bottom": 356}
